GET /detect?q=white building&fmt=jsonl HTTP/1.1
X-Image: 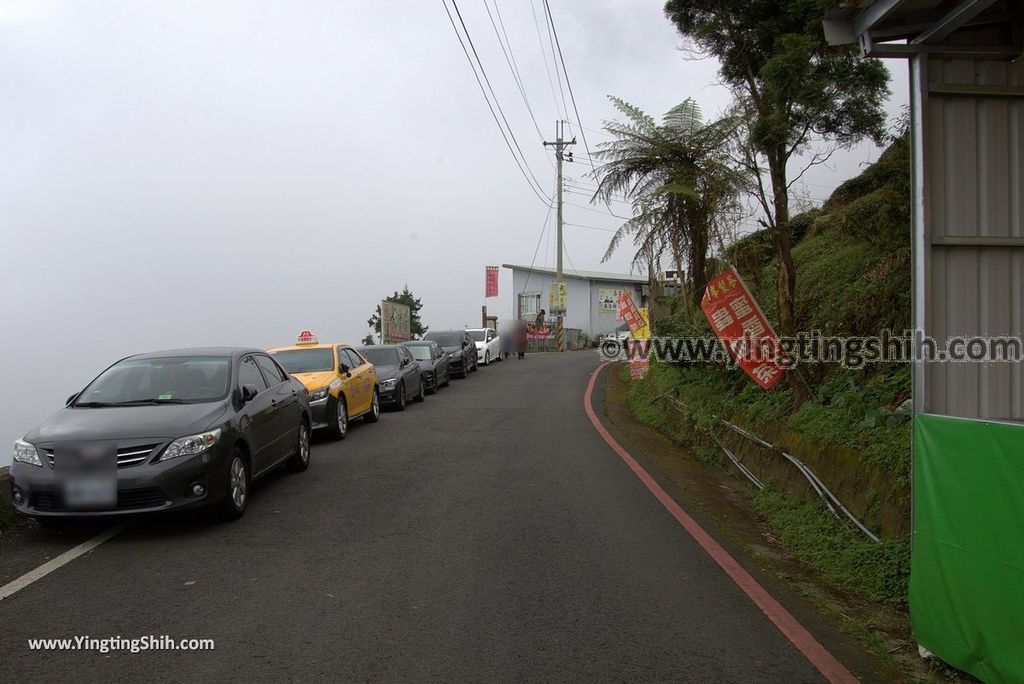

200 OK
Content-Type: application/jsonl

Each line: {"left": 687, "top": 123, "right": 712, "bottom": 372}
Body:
{"left": 502, "top": 264, "right": 648, "bottom": 340}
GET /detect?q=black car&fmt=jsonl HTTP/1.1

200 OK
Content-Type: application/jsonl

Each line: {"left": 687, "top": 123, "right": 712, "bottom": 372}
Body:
{"left": 357, "top": 345, "right": 424, "bottom": 410}
{"left": 401, "top": 340, "right": 450, "bottom": 394}
{"left": 423, "top": 330, "right": 478, "bottom": 378}
{"left": 8, "top": 348, "right": 310, "bottom": 523}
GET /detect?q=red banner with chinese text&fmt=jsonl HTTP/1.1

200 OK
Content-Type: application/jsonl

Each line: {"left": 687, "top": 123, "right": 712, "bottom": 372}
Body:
{"left": 485, "top": 266, "right": 499, "bottom": 298}
{"left": 700, "top": 267, "right": 785, "bottom": 390}
{"left": 617, "top": 292, "right": 650, "bottom": 381}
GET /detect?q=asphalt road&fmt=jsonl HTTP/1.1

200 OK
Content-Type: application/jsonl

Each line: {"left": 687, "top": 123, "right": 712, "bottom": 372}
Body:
{"left": 0, "top": 351, "right": 828, "bottom": 682}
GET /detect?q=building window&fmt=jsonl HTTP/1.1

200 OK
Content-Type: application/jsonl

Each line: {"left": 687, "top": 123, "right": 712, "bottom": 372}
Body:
{"left": 518, "top": 292, "right": 541, "bottom": 318}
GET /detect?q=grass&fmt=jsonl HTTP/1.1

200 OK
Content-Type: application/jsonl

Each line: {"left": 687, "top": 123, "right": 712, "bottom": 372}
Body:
{"left": 627, "top": 366, "right": 911, "bottom": 606}
{"left": 752, "top": 487, "right": 910, "bottom": 606}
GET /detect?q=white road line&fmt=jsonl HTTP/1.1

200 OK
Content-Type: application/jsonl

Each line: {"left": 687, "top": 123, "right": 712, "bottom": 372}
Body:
{"left": 0, "top": 524, "right": 128, "bottom": 602}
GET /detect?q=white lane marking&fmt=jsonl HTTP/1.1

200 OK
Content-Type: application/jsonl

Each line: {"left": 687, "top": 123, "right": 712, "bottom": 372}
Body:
{"left": 0, "top": 523, "right": 128, "bottom": 602}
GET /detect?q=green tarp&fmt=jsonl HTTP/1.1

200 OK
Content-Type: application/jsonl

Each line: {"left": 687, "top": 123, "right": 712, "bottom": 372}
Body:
{"left": 910, "top": 414, "right": 1024, "bottom": 683}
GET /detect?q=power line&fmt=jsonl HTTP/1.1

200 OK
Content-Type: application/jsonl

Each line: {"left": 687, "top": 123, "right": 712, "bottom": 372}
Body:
{"left": 565, "top": 221, "right": 617, "bottom": 233}
{"left": 542, "top": 0, "right": 595, "bottom": 175}
{"left": 444, "top": 1, "right": 552, "bottom": 207}
{"left": 483, "top": 0, "right": 546, "bottom": 146}
{"left": 530, "top": 0, "right": 567, "bottom": 120}
{"left": 521, "top": 200, "right": 555, "bottom": 296}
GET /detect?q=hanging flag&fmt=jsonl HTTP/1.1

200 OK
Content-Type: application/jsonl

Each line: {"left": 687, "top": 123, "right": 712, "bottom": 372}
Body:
{"left": 485, "top": 266, "right": 499, "bottom": 298}
{"left": 700, "top": 266, "right": 785, "bottom": 390}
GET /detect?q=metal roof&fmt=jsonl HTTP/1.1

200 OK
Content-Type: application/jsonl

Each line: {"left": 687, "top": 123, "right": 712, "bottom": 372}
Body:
{"left": 501, "top": 263, "right": 648, "bottom": 284}
{"left": 823, "top": 0, "right": 1021, "bottom": 59}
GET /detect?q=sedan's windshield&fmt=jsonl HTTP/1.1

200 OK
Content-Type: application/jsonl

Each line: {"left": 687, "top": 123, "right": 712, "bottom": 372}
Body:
{"left": 272, "top": 348, "right": 334, "bottom": 373}
{"left": 426, "top": 331, "right": 463, "bottom": 347}
{"left": 361, "top": 347, "right": 399, "bottom": 367}
{"left": 75, "top": 356, "right": 231, "bottom": 406}
{"left": 467, "top": 330, "right": 486, "bottom": 342}
{"left": 405, "top": 344, "right": 433, "bottom": 361}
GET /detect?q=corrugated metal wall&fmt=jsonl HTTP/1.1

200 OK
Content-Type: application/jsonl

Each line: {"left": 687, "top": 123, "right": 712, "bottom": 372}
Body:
{"left": 920, "top": 58, "right": 1024, "bottom": 420}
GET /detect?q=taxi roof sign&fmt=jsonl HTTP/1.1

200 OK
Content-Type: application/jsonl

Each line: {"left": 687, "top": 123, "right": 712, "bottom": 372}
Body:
{"left": 296, "top": 330, "right": 318, "bottom": 345}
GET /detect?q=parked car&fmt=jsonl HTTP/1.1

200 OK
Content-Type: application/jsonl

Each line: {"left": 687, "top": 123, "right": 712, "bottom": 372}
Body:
{"left": 269, "top": 330, "right": 380, "bottom": 439}
{"left": 9, "top": 348, "right": 310, "bottom": 523}
{"left": 466, "top": 327, "right": 501, "bottom": 365}
{"left": 357, "top": 345, "right": 424, "bottom": 410}
{"left": 400, "top": 340, "right": 450, "bottom": 394}
{"left": 423, "top": 330, "right": 478, "bottom": 377}
{"left": 603, "top": 322, "right": 631, "bottom": 343}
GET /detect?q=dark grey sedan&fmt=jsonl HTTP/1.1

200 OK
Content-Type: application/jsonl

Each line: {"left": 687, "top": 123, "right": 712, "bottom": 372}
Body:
{"left": 401, "top": 341, "right": 450, "bottom": 394}
{"left": 357, "top": 345, "right": 424, "bottom": 410}
{"left": 8, "top": 348, "right": 311, "bottom": 523}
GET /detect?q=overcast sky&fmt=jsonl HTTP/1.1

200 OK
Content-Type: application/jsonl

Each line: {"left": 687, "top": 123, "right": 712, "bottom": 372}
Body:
{"left": 0, "top": 1, "right": 908, "bottom": 463}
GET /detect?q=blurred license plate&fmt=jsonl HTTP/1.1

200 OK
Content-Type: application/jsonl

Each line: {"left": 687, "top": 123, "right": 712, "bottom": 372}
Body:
{"left": 64, "top": 476, "right": 117, "bottom": 509}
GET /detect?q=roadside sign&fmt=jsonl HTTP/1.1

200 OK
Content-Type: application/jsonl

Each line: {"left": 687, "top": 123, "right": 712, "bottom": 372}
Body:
{"left": 485, "top": 266, "right": 499, "bottom": 298}
{"left": 700, "top": 266, "right": 784, "bottom": 390}
{"left": 549, "top": 282, "right": 567, "bottom": 315}
{"left": 381, "top": 301, "right": 411, "bottom": 343}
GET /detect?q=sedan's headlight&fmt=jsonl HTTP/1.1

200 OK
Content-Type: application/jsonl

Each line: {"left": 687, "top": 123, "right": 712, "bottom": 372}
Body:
{"left": 380, "top": 378, "right": 398, "bottom": 390}
{"left": 13, "top": 439, "right": 43, "bottom": 468}
{"left": 160, "top": 428, "right": 222, "bottom": 462}
{"left": 308, "top": 386, "right": 330, "bottom": 402}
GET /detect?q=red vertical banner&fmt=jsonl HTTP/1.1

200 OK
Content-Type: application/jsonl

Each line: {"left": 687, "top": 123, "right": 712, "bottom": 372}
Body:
{"left": 485, "top": 266, "right": 499, "bottom": 298}
{"left": 616, "top": 292, "right": 650, "bottom": 381}
{"left": 700, "top": 266, "right": 785, "bottom": 390}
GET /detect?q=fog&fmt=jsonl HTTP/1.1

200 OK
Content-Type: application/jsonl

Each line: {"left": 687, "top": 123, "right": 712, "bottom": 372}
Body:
{"left": 0, "top": 1, "right": 907, "bottom": 465}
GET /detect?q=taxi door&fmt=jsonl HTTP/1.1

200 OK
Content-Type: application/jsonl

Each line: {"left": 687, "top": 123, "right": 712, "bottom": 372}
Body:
{"left": 337, "top": 347, "right": 369, "bottom": 415}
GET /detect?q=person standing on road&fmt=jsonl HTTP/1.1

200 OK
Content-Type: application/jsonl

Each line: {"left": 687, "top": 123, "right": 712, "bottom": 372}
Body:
{"left": 535, "top": 309, "right": 545, "bottom": 329}
{"left": 517, "top": 319, "right": 528, "bottom": 359}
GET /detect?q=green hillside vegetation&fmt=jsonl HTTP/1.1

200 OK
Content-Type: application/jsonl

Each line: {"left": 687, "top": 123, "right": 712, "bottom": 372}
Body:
{"left": 633, "top": 135, "right": 913, "bottom": 604}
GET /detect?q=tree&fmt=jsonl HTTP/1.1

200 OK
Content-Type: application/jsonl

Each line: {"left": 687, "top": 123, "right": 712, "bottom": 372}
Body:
{"left": 365, "top": 285, "right": 428, "bottom": 344}
{"left": 594, "top": 97, "right": 745, "bottom": 307}
{"left": 664, "top": 0, "right": 890, "bottom": 402}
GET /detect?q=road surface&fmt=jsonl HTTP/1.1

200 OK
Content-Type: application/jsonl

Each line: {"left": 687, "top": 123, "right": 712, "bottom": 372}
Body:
{"left": 0, "top": 352, "right": 839, "bottom": 682}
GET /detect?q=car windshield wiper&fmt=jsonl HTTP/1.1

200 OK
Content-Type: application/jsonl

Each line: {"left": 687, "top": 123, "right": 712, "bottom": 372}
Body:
{"left": 73, "top": 401, "right": 116, "bottom": 408}
{"left": 108, "top": 398, "right": 188, "bottom": 406}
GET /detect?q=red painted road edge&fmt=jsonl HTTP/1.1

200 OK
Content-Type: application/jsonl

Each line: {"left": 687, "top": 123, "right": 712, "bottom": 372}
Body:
{"left": 584, "top": 362, "right": 858, "bottom": 684}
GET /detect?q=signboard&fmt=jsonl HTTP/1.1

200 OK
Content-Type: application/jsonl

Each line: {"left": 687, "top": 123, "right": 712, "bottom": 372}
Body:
{"left": 616, "top": 292, "right": 650, "bottom": 381}
{"left": 600, "top": 288, "right": 625, "bottom": 316}
{"left": 700, "top": 266, "right": 784, "bottom": 390}
{"left": 615, "top": 290, "right": 644, "bottom": 333}
{"left": 296, "top": 330, "right": 318, "bottom": 345}
{"left": 527, "top": 323, "right": 553, "bottom": 341}
{"left": 381, "top": 300, "right": 411, "bottom": 343}
{"left": 485, "top": 266, "right": 499, "bottom": 298}
{"left": 549, "top": 282, "right": 567, "bottom": 315}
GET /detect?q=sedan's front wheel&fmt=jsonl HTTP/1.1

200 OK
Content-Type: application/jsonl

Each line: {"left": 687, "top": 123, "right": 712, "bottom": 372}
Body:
{"left": 327, "top": 396, "right": 347, "bottom": 440}
{"left": 395, "top": 382, "right": 407, "bottom": 411}
{"left": 484, "top": 351, "right": 491, "bottom": 365}
{"left": 217, "top": 448, "right": 250, "bottom": 521}
{"left": 287, "top": 423, "right": 311, "bottom": 472}
{"left": 414, "top": 378, "right": 426, "bottom": 402}
{"left": 364, "top": 389, "right": 381, "bottom": 423}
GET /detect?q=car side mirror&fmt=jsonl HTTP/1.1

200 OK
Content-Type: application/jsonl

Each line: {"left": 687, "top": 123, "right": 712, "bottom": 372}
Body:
{"left": 339, "top": 363, "right": 350, "bottom": 375}
{"left": 66, "top": 393, "right": 78, "bottom": 407}
{"left": 241, "top": 384, "right": 260, "bottom": 402}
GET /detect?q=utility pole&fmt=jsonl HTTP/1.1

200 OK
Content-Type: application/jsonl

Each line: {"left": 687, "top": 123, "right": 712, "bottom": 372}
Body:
{"left": 544, "top": 121, "right": 575, "bottom": 352}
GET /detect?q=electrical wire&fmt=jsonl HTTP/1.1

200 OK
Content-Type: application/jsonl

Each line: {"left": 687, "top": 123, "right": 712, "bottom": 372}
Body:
{"left": 529, "top": 0, "right": 567, "bottom": 121}
{"left": 542, "top": 0, "right": 595, "bottom": 175}
{"left": 485, "top": 0, "right": 546, "bottom": 147}
{"left": 444, "top": 0, "right": 552, "bottom": 207}
{"left": 520, "top": 200, "right": 555, "bottom": 297}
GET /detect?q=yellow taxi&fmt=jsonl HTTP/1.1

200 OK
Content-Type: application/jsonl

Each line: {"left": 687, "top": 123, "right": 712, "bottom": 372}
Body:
{"left": 268, "top": 330, "right": 379, "bottom": 439}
